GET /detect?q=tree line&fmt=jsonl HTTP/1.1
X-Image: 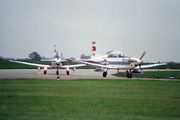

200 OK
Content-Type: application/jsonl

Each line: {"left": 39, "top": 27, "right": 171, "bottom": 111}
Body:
{"left": 29, "top": 52, "right": 41, "bottom": 61}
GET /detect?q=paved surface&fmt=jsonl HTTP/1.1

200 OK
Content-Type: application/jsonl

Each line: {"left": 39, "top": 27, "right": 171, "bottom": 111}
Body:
{"left": 0, "top": 69, "right": 179, "bottom": 80}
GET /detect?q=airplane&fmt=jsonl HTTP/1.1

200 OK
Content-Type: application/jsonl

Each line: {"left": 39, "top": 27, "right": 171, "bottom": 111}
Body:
{"left": 68, "top": 45, "right": 167, "bottom": 78}
{"left": 9, "top": 46, "right": 86, "bottom": 75}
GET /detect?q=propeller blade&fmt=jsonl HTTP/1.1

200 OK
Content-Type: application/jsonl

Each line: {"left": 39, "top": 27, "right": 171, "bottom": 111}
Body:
{"left": 140, "top": 51, "right": 146, "bottom": 60}
{"left": 139, "top": 64, "right": 143, "bottom": 73}
{"left": 138, "top": 51, "right": 146, "bottom": 73}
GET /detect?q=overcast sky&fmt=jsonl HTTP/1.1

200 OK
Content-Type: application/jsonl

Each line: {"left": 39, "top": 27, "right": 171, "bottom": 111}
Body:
{"left": 0, "top": 0, "right": 180, "bottom": 62}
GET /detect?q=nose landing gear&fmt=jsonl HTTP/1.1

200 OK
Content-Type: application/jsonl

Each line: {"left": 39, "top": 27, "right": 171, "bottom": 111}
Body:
{"left": 56, "top": 70, "right": 59, "bottom": 75}
{"left": 127, "top": 70, "right": 132, "bottom": 78}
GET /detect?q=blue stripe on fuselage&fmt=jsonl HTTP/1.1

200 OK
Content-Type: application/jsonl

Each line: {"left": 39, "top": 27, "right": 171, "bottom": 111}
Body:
{"left": 109, "top": 62, "right": 130, "bottom": 66}
{"left": 87, "top": 61, "right": 130, "bottom": 66}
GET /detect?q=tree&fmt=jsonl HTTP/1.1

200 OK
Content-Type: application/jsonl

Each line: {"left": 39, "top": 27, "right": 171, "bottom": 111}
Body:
{"left": 29, "top": 52, "right": 41, "bottom": 61}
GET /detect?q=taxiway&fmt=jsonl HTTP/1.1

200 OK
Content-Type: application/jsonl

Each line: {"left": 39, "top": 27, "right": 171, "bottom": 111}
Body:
{"left": 0, "top": 69, "right": 179, "bottom": 80}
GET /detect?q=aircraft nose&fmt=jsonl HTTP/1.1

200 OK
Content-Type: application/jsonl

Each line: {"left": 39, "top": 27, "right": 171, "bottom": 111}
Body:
{"left": 136, "top": 59, "right": 141, "bottom": 65}
{"left": 56, "top": 60, "right": 61, "bottom": 65}
{"left": 129, "top": 57, "right": 141, "bottom": 65}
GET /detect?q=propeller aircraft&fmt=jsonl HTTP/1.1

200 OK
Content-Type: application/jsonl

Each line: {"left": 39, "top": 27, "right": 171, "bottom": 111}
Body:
{"left": 9, "top": 46, "right": 85, "bottom": 75}
{"left": 68, "top": 45, "right": 167, "bottom": 78}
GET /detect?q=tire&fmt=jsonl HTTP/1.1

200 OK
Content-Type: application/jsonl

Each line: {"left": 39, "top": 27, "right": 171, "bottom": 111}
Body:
{"left": 56, "top": 71, "right": 59, "bottom": 75}
{"left": 127, "top": 73, "right": 129, "bottom": 78}
{"left": 103, "top": 72, "right": 107, "bottom": 77}
{"left": 67, "top": 71, "right": 69, "bottom": 75}
{"left": 130, "top": 73, "right": 132, "bottom": 78}
{"left": 127, "top": 73, "right": 132, "bottom": 78}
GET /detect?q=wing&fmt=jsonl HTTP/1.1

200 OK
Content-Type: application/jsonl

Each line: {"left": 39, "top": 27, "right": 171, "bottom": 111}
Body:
{"left": 9, "top": 60, "right": 51, "bottom": 68}
{"left": 135, "top": 63, "right": 167, "bottom": 69}
{"left": 61, "top": 64, "right": 86, "bottom": 68}
{"left": 70, "top": 60, "right": 118, "bottom": 69}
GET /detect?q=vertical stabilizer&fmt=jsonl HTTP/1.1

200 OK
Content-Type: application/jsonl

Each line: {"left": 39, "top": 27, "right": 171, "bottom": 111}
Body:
{"left": 91, "top": 41, "right": 101, "bottom": 59}
{"left": 91, "top": 41, "right": 96, "bottom": 56}
{"left": 54, "top": 45, "right": 57, "bottom": 54}
{"left": 54, "top": 45, "right": 59, "bottom": 59}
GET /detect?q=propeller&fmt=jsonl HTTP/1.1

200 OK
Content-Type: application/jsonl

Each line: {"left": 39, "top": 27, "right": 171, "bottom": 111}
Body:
{"left": 140, "top": 51, "right": 146, "bottom": 60}
{"left": 139, "top": 51, "right": 146, "bottom": 73}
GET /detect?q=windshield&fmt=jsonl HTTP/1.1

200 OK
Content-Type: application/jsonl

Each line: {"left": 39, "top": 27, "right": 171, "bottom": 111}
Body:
{"left": 107, "top": 51, "right": 124, "bottom": 58}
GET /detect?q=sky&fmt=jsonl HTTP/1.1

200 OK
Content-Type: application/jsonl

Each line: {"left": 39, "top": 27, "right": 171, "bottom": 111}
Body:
{"left": 0, "top": 0, "right": 180, "bottom": 62}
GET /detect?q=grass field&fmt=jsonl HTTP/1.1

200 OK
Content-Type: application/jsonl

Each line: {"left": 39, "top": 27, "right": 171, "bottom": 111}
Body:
{"left": 1, "top": 79, "right": 180, "bottom": 120}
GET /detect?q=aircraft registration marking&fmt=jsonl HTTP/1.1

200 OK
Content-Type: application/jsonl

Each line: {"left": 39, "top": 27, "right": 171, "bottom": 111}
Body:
{"left": 101, "top": 59, "right": 109, "bottom": 66}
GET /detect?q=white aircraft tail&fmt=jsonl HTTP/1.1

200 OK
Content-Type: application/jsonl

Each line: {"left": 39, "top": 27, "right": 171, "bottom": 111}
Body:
{"left": 91, "top": 44, "right": 102, "bottom": 59}
{"left": 40, "top": 45, "right": 59, "bottom": 61}
{"left": 54, "top": 45, "right": 57, "bottom": 56}
{"left": 53, "top": 45, "right": 61, "bottom": 59}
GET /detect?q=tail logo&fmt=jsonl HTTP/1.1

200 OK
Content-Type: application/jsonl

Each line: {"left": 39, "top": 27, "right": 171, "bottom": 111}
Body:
{"left": 101, "top": 59, "right": 109, "bottom": 66}
{"left": 92, "top": 46, "right": 96, "bottom": 51}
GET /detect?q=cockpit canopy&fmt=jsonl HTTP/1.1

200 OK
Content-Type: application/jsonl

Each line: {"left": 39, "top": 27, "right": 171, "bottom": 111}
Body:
{"left": 107, "top": 51, "right": 125, "bottom": 58}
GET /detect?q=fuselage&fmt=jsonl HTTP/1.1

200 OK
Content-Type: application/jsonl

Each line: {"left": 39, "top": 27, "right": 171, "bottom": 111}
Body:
{"left": 51, "top": 58, "right": 62, "bottom": 68}
{"left": 86, "top": 51, "right": 141, "bottom": 70}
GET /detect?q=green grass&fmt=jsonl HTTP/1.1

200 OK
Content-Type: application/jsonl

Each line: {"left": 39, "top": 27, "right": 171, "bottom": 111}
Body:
{"left": 117, "top": 71, "right": 180, "bottom": 79}
{"left": 1, "top": 79, "right": 180, "bottom": 120}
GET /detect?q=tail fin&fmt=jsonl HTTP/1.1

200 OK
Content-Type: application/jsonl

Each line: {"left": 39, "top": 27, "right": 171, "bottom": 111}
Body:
{"left": 91, "top": 45, "right": 96, "bottom": 56}
{"left": 54, "top": 45, "right": 57, "bottom": 55}
{"left": 91, "top": 42, "right": 102, "bottom": 59}
{"left": 53, "top": 45, "right": 60, "bottom": 59}
{"left": 40, "top": 45, "right": 57, "bottom": 61}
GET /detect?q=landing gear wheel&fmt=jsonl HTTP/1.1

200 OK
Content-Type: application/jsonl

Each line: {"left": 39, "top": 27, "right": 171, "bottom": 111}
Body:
{"left": 66, "top": 71, "right": 69, "bottom": 75}
{"left": 103, "top": 72, "right": 107, "bottom": 77}
{"left": 44, "top": 71, "right": 47, "bottom": 75}
{"left": 127, "top": 73, "right": 132, "bottom": 78}
{"left": 56, "top": 71, "right": 59, "bottom": 75}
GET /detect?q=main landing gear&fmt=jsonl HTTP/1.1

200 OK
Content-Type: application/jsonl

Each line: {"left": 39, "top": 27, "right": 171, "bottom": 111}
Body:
{"left": 66, "top": 71, "right": 69, "bottom": 75}
{"left": 44, "top": 67, "right": 48, "bottom": 75}
{"left": 103, "top": 69, "right": 108, "bottom": 77}
{"left": 66, "top": 67, "right": 70, "bottom": 75}
{"left": 103, "top": 71, "right": 108, "bottom": 77}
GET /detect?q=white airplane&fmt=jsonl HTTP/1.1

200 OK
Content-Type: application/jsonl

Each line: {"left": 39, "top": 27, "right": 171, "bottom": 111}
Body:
{"left": 9, "top": 46, "right": 85, "bottom": 75}
{"left": 68, "top": 45, "right": 167, "bottom": 78}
